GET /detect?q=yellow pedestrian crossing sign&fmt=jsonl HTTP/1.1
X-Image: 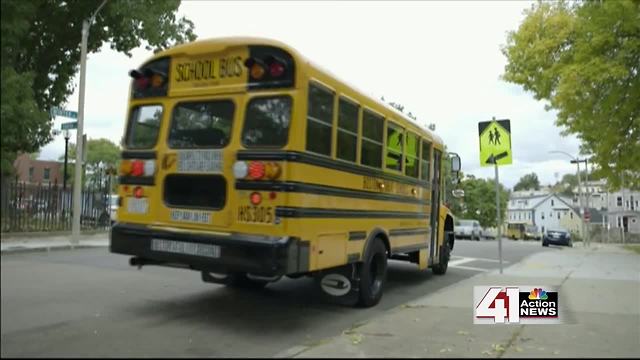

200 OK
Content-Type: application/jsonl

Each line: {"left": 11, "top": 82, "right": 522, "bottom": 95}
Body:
{"left": 478, "top": 119, "right": 512, "bottom": 167}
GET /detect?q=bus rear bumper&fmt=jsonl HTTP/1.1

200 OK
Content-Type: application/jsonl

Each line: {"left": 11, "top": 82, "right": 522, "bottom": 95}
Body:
{"left": 110, "top": 223, "right": 309, "bottom": 277}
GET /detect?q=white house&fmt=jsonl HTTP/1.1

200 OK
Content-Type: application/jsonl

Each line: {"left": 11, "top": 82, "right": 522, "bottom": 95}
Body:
{"left": 571, "top": 179, "right": 608, "bottom": 211}
{"left": 507, "top": 193, "right": 579, "bottom": 233}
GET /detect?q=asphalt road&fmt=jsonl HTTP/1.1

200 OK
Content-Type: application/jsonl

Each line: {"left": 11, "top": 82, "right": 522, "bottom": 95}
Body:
{"left": 1, "top": 238, "right": 553, "bottom": 357}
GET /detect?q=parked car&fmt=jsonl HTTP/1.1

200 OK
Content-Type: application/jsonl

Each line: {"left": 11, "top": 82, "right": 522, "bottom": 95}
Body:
{"left": 542, "top": 229, "right": 572, "bottom": 247}
{"left": 455, "top": 219, "right": 483, "bottom": 240}
{"left": 483, "top": 227, "right": 497, "bottom": 239}
{"left": 524, "top": 225, "right": 542, "bottom": 240}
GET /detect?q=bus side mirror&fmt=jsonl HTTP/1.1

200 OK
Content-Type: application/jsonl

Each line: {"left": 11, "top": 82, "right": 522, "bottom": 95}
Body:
{"left": 450, "top": 153, "right": 461, "bottom": 173}
{"left": 452, "top": 189, "right": 465, "bottom": 198}
{"left": 449, "top": 152, "right": 461, "bottom": 184}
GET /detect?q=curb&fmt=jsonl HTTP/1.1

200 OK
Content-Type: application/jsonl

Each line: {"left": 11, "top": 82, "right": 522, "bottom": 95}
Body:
{"left": 0, "top": 230, "right": 108, "bottom": 242}
{"left": 1, "top": 244, "right": 109, "bottom": 255}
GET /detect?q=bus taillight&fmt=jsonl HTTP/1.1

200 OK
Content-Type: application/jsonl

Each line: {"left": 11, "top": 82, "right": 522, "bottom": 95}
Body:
{"left": 265, "top": 55, "right": 286, "bottom": 77}
{"left": 120, "top": 160, "right": 132, "bottom": 176}
{"left": 133, "top": 186, "right": 144, "bottom": 198}
{"left": 264, "top": 162, "right": 281, "bottom": 180}
{"left": 248, "top": 161, "right": 266, "bottom": 180}
{"left": 131, "top": 160, "right": 144, "bottom": 177}
{"left": 250, "top": 192, "right": 262, "bottom": 205}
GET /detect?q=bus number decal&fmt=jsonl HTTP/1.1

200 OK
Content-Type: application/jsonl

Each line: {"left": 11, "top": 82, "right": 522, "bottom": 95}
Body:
{"left": 238, "top": 206, "right": 273, "bottom": 224}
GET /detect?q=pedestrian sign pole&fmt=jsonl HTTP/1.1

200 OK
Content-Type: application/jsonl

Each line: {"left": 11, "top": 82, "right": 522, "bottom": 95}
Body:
{"left": 478, "top": 117, "right": 512, "bottom": 274}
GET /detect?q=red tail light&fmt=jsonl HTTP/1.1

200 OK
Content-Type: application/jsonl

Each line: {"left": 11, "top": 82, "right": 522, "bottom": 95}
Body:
{"left": 133, "top": 186, "right": 144, "bottom": 198}
{"left": 134, "top": 77, "right": 149, "bottom": 90}
{"left": 248, "top": 161, "right": 266, "bottom": 180}
{"left": 250, "top": 192, "right": 262, "bottom": 205}
{"left": 269, "top": 61, "right": 285, "bottom": 77}
{"left": 131, "top": 160, "right": 144, "bottom": 177}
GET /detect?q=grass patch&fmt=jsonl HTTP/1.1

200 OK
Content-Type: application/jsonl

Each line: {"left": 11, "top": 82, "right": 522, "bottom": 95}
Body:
{"left": 623, "top": 244, "right": 640, "bottom": 255}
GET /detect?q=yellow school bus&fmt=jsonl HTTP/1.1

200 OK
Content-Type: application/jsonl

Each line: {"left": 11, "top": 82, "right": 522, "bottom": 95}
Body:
{"left": 110, "top": 37, "right": 461, "bottom": 307}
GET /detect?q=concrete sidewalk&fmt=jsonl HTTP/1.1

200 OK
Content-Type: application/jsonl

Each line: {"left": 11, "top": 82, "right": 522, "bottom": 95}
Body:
{"left": 285, "top": 244, "right": 640, "bottom": 358}
{"left": 0, "top": 232, "right": 109, "bottom": 254}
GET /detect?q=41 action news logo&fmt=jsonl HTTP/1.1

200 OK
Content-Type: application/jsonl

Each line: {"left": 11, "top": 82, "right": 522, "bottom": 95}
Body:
{"left": 473, "top": 286, "right": 561, "bottom": 324}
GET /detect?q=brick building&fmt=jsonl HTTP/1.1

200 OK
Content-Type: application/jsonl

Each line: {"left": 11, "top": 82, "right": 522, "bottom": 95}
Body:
{"left": 12, "top": 153, "right": 64, "bottom": 185}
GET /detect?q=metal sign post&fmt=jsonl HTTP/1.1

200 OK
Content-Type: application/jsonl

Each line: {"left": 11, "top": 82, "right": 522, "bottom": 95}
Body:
{"left": 479, "top": 117, "right": 512, "bottom": 275}
{"left": 495, "top": 162, "right": 502, "bottom": 274}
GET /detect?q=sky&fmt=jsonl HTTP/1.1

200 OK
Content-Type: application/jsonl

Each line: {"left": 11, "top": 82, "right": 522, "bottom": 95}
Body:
{"left": 40, "top": 0, "right": 584, "bottom": 189}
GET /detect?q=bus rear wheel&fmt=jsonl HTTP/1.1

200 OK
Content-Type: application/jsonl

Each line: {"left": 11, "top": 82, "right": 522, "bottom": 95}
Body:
{"left": 357, "top": 237, "right": 388, "bottom": 307}
{"left": 432, "top": 241, "right": 451, "bottom": 275}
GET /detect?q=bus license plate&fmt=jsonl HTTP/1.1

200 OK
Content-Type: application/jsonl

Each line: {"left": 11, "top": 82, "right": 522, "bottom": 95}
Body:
{"left": 151, "top": 239, "right": 220, "bottom": 259}
{"left": 238, "top": 206, "right": 273, "bottom": 223}
{"left": 127, "top": 197, "right": 148, "bottom": 214}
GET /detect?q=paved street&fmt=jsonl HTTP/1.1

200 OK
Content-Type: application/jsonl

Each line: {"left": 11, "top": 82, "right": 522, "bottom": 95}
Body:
{"left": 1, "top": 238, "right": 548, "bottom": 357}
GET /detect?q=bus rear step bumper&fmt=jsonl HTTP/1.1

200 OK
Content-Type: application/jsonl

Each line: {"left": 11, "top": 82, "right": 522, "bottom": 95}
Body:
{"left": 111, "top": 223, "right": 309, "bottom": 277}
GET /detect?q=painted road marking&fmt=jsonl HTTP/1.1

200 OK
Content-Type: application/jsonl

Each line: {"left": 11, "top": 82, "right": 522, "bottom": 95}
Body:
{"left": 448, "top": 256, "right": 509, "bottom": 272}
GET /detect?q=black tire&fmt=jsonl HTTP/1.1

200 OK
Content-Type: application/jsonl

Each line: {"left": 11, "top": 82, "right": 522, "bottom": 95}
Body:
{"left": 357, "top": 237, "right": 388, "bottom": 308}
{"left": 432, "top": 241, "right": 451, "bottom": 275}
{"left": 225, "top": 272, "right": 268, "bottom": 289}
{"left": 542, "top": 241, "right": 549, "bottom": 247}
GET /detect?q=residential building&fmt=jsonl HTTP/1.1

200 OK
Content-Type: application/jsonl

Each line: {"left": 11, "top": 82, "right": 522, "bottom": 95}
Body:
{"left": 12, "top": 153, "right": 63, "bottom": 185}
{"left": 607, "top": 188, "right": 640, "bottom": 234}
{"left": 560, "top": 207, "right": 605, "bottom": 239}
{"left": 572, "top": 179, "right": 608, "bottom": 211}
{"left": 507, "top": 193, "right": 579, "bottom": 234}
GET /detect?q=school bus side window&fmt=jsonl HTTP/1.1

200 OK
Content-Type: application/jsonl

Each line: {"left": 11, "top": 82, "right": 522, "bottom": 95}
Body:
{"left": 405, "top": 132, "right": 419, "bottom": 178}
{"left": 306, "top": 84, "right": 334, "bottom": 156}
{"left": 242, "top": 96, "right": 292, "bottom": 147}
{"left": 385, "top": 122, "right": 403, "bottom": 172}
{"left": 361, "top": 110, "right": 384, "bottom": 168}
{"left": 126, "top": 105, "right": 163, "bottom": 149}
{"left": 337, "top": 98, "right": 358, "bottom": 162}
{"left": 420, "top": 139, "right": 432, "bottom": 180}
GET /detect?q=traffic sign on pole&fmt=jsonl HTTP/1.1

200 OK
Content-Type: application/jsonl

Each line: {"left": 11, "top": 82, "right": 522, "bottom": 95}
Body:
{"left": 61, "top": 121, "right": 78, "bottom": 130}
{"left": 50, "top": 106, "right": 78, "bottom": 119}
{"left": 478, "top": 119, "right": 512, "bottom": 167}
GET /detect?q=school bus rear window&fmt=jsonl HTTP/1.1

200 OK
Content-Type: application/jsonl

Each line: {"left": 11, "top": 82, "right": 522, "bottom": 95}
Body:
{"left": 126, "top": 105, "right": 163, "bottom": 149}
{"left": 168, "top": 100, "right": 234, "bottom": 149}
{"left": 242, "top": 96, "right": 292, "bottom": 147}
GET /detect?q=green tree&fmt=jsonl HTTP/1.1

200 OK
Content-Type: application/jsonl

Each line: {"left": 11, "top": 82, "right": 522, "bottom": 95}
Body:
{"left": 455, "top": 176, "right": 510, "bottom": 228}
{"left": 60, "top": 138, "right": 121, "bottom": 189}
{"left": 1, "top": 0, "right": 196, "bottom": 175}
{"left": 513, "top": 172, "right": 541, "bottom": 191}
{"left": 501, "top": 0, "right": 640, "bottom": 190}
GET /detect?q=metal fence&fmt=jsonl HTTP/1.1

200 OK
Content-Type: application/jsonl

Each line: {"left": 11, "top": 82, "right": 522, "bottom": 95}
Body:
{"left": 589, "top": 226, "right": 640, "bottom": 244}
{"left": 0, "top": 177, "right": 111, "bottom": 233}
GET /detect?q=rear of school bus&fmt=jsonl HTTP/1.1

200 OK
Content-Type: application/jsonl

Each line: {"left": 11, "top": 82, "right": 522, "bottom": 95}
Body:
{"left": 110, "top": 38, "right": 309, "bottom": 281}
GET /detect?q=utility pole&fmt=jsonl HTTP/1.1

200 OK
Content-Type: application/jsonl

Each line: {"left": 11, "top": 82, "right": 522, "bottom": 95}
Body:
{"left": 63, "top": 130, "right": 70, "bottom": 190}
{"left": 71, "top": 0, "right": 109, "bottom": 243}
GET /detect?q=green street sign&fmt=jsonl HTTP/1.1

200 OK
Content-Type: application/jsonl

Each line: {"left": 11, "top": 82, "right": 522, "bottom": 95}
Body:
{"left": 51, "top": 106, "right": 78, "bottom": 119}
{"left": 61, "top": 121, "right": 78, "bottom": 130}
{"left": 478, "top": 119, "right": 512, "bottom": 167}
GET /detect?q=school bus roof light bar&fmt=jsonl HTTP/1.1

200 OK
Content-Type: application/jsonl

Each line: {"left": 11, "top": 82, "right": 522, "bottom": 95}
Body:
{"left": 244, "top": 55, "right": 287, "bottom": 81}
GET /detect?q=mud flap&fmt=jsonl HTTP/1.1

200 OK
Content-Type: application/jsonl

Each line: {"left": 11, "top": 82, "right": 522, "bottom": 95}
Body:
{"left": 315, "top": 263, "right": 361, "bottom": 306}
{"left": 418, "top": 248, "right": 429, "bottom": 270}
